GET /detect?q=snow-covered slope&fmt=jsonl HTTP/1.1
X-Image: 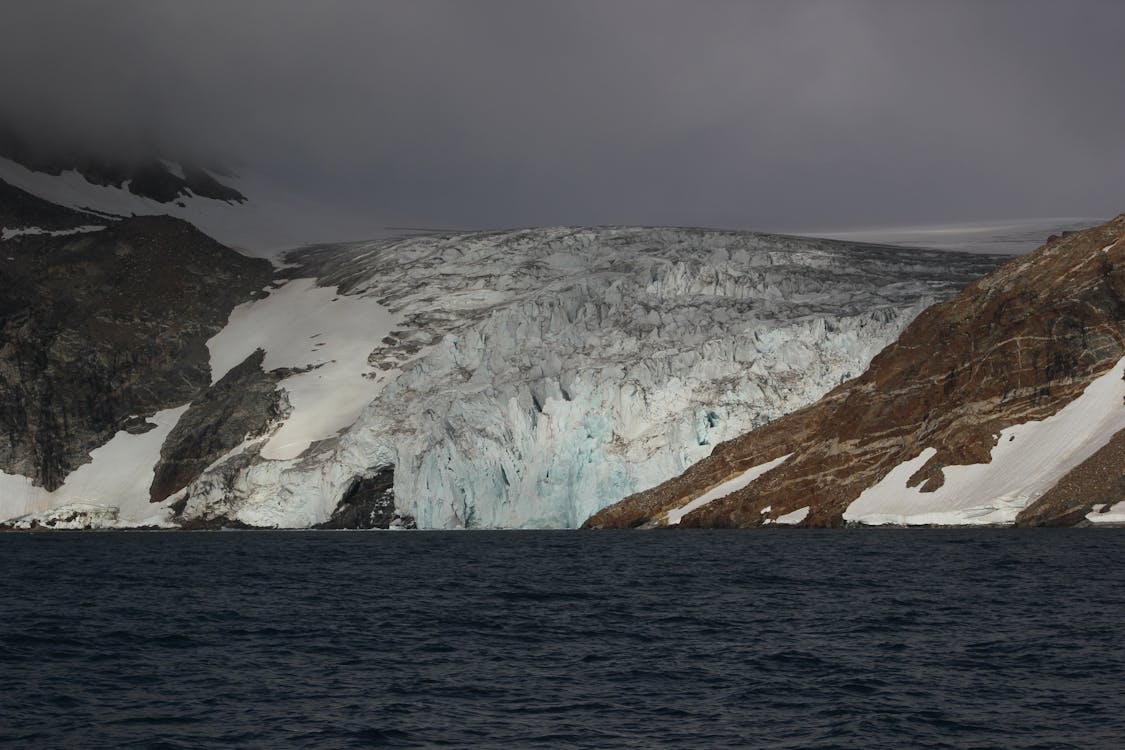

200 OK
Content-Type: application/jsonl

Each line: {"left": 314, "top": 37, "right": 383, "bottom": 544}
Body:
{"left": 0, "top": 156, "right": 297, "bottom": 255}
{"left": 844, "top": 355, "right": 1125, "bottom": 525}
{"left": 174, "top": 227, "right": 998, "bottom": 528}
{"left": 0, "top": 405, "right": 189, "bottom": 529}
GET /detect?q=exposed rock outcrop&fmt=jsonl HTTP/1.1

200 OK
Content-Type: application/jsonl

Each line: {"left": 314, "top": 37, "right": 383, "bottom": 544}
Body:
{"left": 585, "top": 215, "right": 1125, "bottom": 528}
{"left": 148, "top": 349, "right": 292, "bottom": 503}
{"left": 314, "top": 468, "right": 417, "bottom": 529}
{"left": 0, "top": 212, "right": 274, "bottom": 489}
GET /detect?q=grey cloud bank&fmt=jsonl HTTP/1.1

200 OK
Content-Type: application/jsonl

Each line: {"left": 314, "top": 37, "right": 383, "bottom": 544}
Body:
{"left": 2, "top": 0, "right": 1123, "bottom": 242}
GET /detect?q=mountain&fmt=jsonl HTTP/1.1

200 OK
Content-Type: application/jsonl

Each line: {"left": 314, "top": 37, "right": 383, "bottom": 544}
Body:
{"left": 2, "top": 216, "right": 272, "bottom": 487}
{"left": 0, "top": 175, "right": 1002, "bottom": 528}
{"left": 0, "top": 147, "right": 280, "bottom": 254}
{"left": 584, "top": 215, "right": 1125, "bottom": 529}
{"left": 0, "top": 128, "right": 245, "bottom": 205}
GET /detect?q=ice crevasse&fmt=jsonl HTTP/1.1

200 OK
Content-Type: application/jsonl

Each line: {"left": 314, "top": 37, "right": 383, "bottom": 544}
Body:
{"left": 177, "top": 227, "right": 997, "bottom": 528}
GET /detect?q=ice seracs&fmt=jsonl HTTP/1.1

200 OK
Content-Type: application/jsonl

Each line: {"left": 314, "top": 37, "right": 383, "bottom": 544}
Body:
{"left": 178, "top": 227, "right": 996, "bottom": 528}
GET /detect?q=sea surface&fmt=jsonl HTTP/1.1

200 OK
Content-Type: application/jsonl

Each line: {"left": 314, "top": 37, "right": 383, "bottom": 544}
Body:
{"left": 2, "top": 530, "right": 1123, "bottom": 749}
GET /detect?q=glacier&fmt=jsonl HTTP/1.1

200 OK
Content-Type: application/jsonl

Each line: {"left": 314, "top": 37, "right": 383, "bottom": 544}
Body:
{"left": 175, "top": 226, "right": 997, "bottom": 529}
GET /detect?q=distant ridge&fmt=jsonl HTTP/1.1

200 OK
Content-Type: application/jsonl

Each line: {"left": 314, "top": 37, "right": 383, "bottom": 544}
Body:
{"left": 0, "top": 126, "right": 244, "bottom": 205}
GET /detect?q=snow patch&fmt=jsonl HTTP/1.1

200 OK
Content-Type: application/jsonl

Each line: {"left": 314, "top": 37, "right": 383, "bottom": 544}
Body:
{"left": 206, "top": 278, "right": 398, "bottom": 460}
{"left": 1, "top": 224, "right": 106, "bottom": 240}
{"left": 0, "top": 405, "right": 190, "bottom": 528}
{"left": 844, "top": 356, "right": 1125, "bottom": 525}
{"left": 1088, "top": 501, "right": 1125, "bottom": 524}
{"left": 0, "top": 155, "right": 301, "bottom": 257}
{"left": 775, "top": 505, "right": 810, "bottom": 525}
{"left": 666, "top": 454, "right": 789, "bottom": 525}
{"left": 158, "top": 159, "right": 186, "bottom": 180}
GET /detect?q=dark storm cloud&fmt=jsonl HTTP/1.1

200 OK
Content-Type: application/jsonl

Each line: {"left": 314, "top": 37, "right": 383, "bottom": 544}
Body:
{"left": 2, "top": 0, "right": 1124, "bottom": 236}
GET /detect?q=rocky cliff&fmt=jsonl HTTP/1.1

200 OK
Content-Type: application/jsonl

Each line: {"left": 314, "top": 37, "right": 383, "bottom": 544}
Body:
{"left": 584, "top": 215, "right": 1125, "bottom": 528}
{"left": 0, "top": 180, "right": 273, "bottom": 494}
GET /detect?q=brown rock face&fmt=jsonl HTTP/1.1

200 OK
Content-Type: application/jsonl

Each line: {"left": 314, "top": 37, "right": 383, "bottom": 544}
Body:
{"left": 584, "top": 215, "right": 1125, "bottom": 529}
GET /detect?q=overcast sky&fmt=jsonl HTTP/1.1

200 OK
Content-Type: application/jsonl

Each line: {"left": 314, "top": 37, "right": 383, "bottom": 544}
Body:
{"left": 2, "top": 0, "right": 1123, "bottom": 238}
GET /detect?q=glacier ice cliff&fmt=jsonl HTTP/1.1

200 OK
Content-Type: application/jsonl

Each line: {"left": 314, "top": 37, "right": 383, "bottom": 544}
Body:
{"left": 177, "top": 227, "right": 999, "bottom": 528}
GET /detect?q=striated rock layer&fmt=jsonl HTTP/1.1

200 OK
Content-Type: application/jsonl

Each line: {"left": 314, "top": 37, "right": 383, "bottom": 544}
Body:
{"left": 585, "top": 215, "right": 1125, "bottom": 529}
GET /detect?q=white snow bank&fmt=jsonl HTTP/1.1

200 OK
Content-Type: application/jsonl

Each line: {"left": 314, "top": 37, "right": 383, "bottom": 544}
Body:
{"left": 1088, "top": 501, "right": 1125, "bottom": 524}
{"left": 666, "top": 454, "right": 789, "bottom": 525}
{"left": 206, "top": 278, "right": 397, "bottom": 460}
{"left": 1, "top": 225, "right": 106, "bottom": 240}
{"left": 775, "top": 505, "right": 810, "bottom": 525}
{"left": 844, "top": 357, "right": 1125, "bottom": 525}
{"left": 0, "top": 405, "right": 190, "bottom": 527}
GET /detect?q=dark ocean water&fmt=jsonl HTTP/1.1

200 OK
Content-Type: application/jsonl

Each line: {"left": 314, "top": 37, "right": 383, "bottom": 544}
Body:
{"left": 2, "top": 530, "right": 1124, "bottom": 749}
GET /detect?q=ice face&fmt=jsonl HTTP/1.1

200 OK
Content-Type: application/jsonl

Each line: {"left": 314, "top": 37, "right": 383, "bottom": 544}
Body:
{"left": 176, "top": 226, "right": 995, "bottom": 529}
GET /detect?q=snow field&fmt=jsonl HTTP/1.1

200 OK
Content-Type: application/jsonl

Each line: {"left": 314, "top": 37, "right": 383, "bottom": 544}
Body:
{"left": 0, "top": 405, "right": 190, "bottom": 527}
{"left": 1, "top": 225, "right": 106, "bottom": 240}
{"left": 206, "top": 277, "right": 399, "bottom": 461}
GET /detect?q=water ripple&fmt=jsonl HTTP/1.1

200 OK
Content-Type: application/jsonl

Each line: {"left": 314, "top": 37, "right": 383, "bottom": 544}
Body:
{"left": 2, "top": 529, "right": 1124, "bottom": 748}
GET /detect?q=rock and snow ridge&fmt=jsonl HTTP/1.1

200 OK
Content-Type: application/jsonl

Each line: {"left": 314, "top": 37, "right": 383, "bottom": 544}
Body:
{"left": 0, "top": 406, "right": 189, "bottom": 530}
{"left": 0, "top": 156, "right": 282, "bottom": 255}
{"left": 174, "top": 227, "right": 997, "bottom": 529}
{"left": 585, "top": 214, "right": 1125, "bottom": 529}
{"left": 0, "top": 187, "right": 275, "bottom": 527}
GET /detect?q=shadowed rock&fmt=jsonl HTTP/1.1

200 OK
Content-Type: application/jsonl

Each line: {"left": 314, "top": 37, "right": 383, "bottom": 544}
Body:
{"left": 315, "top": 468, "right": 417, "bottom": 529}
{"left": 149, "top": 349, "right": 291, "bottom": 504}
{"left": 0, "top": 211, "right": 273, "bottom": 489}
